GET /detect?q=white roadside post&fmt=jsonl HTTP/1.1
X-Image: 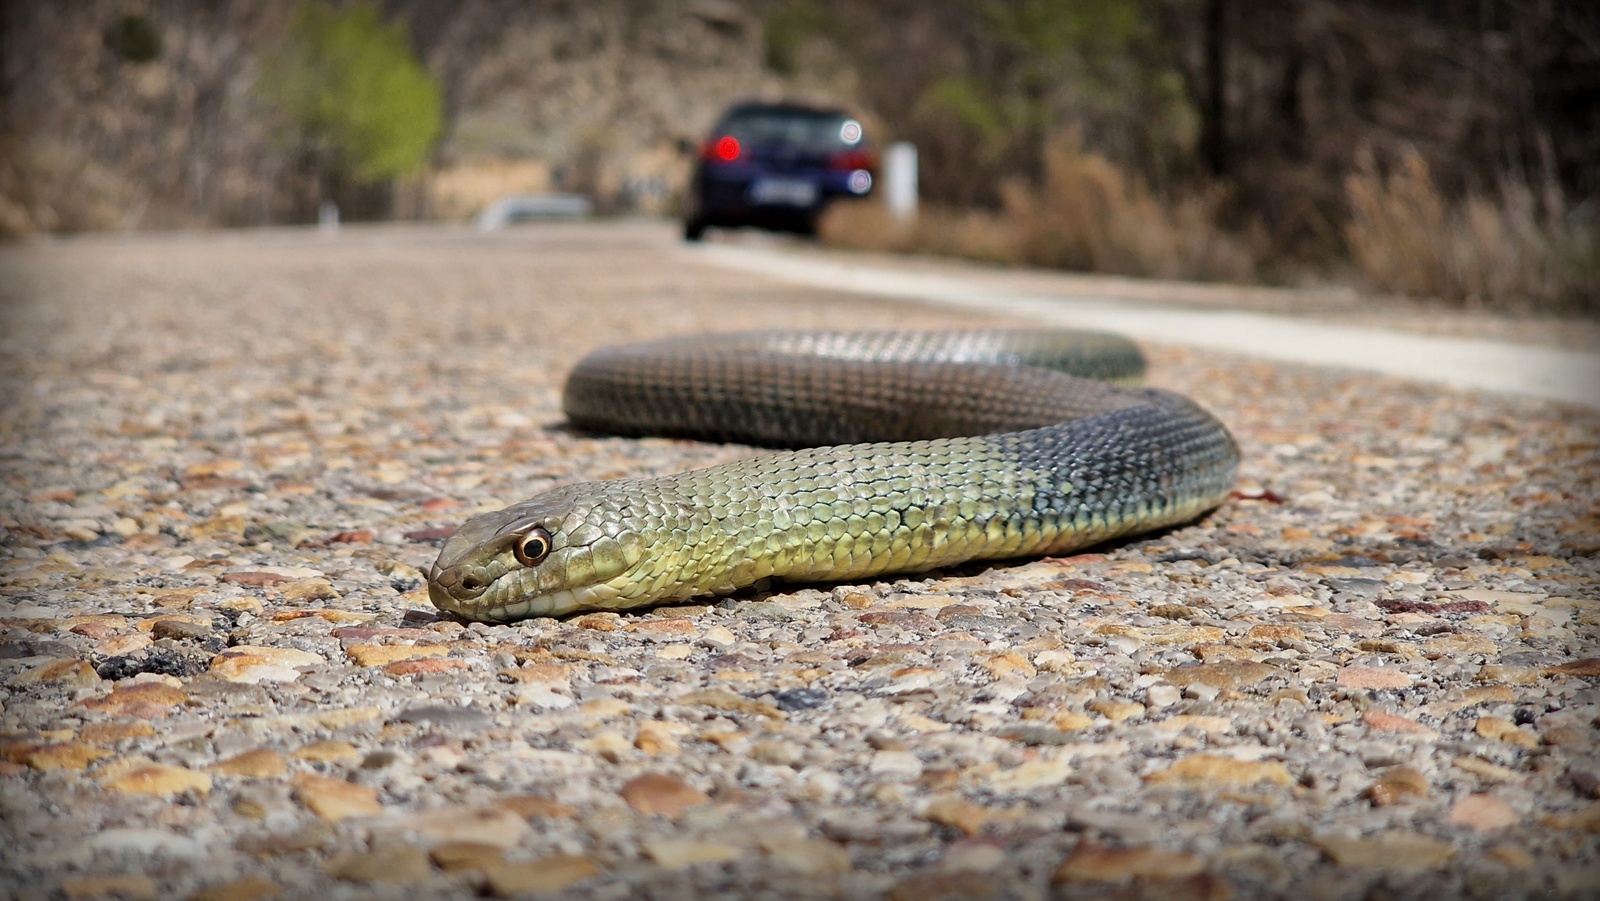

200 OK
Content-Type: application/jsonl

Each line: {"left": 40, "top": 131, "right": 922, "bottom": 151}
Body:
{"left": 884, "top": 141, "right": 918, "bottom": 223}
{"left": 318, "top": 200, "right": 340, "bottom": 233}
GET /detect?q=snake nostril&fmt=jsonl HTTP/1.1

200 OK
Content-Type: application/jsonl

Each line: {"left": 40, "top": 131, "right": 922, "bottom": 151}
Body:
{"left": 460, "top": 575, "right": 482, "bottom": 592}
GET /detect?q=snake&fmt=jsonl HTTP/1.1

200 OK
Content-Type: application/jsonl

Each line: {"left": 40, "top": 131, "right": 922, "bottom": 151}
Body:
{"left": 426, "top": 330, "right": 1239, "bottom": 623}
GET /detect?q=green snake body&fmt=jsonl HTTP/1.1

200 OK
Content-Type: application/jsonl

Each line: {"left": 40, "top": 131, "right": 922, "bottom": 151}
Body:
{"left": 427, "top": 330, "right": 1239, "bottom": 622}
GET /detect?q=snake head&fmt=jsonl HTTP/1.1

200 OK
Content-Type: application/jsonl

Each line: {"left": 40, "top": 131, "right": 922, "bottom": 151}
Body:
{"left": 427, "top": 483, "right": 654, "bottom": 621}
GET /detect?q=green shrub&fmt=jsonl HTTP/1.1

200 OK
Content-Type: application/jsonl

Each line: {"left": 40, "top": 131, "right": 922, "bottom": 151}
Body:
{"left": 763, "top": 2, "right": 844, "bottom": 75}
{"left": 261, "top": 2, "right": 442, "bottom": 185}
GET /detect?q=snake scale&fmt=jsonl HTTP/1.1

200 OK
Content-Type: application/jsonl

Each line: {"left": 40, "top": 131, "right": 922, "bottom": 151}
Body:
{"left": 427, "top": 330, "right": 1239, "bottom": 622}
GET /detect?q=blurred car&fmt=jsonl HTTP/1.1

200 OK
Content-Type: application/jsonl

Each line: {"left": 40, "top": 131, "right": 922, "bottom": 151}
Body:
{"left": 682, "top": 101, "right": 876, "bottom": 241}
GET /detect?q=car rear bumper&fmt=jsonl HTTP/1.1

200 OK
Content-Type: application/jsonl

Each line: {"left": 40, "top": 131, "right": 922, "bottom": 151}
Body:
{"left": 690, "top": 166, "right": 872, "bottom": 225}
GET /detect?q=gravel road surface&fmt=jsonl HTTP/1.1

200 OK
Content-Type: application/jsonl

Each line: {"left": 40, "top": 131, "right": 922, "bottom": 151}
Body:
{"left": 2, "top": 221, "right": 1597, "bottom": 900}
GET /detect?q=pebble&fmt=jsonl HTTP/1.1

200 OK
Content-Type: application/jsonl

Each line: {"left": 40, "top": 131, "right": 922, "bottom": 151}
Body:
{"left": 1453, "top": 756, "right": 1524, "bottom": 784}
{"left": 978, "top": 650, "right": 1035, "bottom": 679}
{"left": 618, "top": 772, "right": 710, "bottom": 816}
{"left": 103, "top": 764, "right": 212, "bottom": 797}
{"left": 292, "top": 773, "right": 382, "bottom": 821}
{"left": 90, "top": 827, "right": 204, "bottom": 858}
{"left": 281, "top": 578, "right": 340, "bottom": 601}
{"left": 96, "top": 633, "right": 153, "bottom": 657}
{"left": 1476, "top": 716, "right": 1540, "bottom": 748}
{"left": 79, "top": 721, "right": 155, "bottom": 744}
{"left": 1145, "top": 683, "right": 1181, "bottom": 708}
{"left": 494, "top": 794, "right": 579, "bottom": 819}
{"left": 1336, "top": 667, "right": 1413, "bottom": 690}
{"left": 345, "top": 644, "right": 448, "bottom": 667}
{"left": 1052, "top": 841, "right": 1207, "bottom": 884}
{"left": 1360, "top": 709, "right": 1437, "bottom": 736}
{"left": 385, "top": 657, "right": 468, "bottom": 676}
{"left": 987, "top": 757, "right": 1074, "bottom": 792}
{"left": 10, "top": 657, "right": 102, "bottom": 688}
{"left": 1164, "top": 661, "right": 1280, "bottom": 691}
{"left": 762, "top": 836, "right": 855, "bottom": 875}
{"left": 1545, "top": 802, "right": 1600, "bottom": 833}
{"left": 1089, "top": 700, "right": 1145, "bottom": 722}
{"left": 1446, "top": 794, "right": 1520, "bottom": 832}
{"left": 1052, "top": 712, "right": 1095, "bottom": 731}
{"left": 234, "top": 824, "right": 333, "bottom": 857}
{"left": 314, "top": 706, "right": 382, "bottom": 729}
{"left": 870, "top": 750, "right": 924, "bottom": 781}
{"left": 77, "top": 681, "right": 188, "bottom": 717}
{"left": 922, "top": 795, "right": 991, "bottom": 836}
{"left": 403, "top": 805, "right": 532, "bottom": 848}
{"left": 324, "top": 844, "right": 433, "bottom": 884}
{"left": 210, "top": 645, "right": 323, "bottom": 683}
{"left": 14, "top": 741, "right": 110, "bottom": 771}
{"left": 429, "top": 841, "right": 506, "bottom": 873}
{"left": 481, "top": 855, "right": 602, "bottom": 896}
{"left": 934, "top": 840, "right": 1007, "bottom": 872}
{"left": 1146, "top": 754, "right": 1295, "bottom": 787}
{"left": 293, "top": 740, "right": 361, "bottom": 763}
{"left": 516, "top": 682, "right": 573, "bottom": 709}
{"left": 1313, "top": 831, "right": 1455, "bottom": 872}
{"left": 186, "top": 875, "right": 283, "bottom": 901}
{"left": 643, "top": 838, "right": 746, "bottom": 868}
{"left": 1547, "top": 658, "right": 1600, "bottom": 677}
{"left": 151, "top": 618, "right": 212, "bottom": 641}
{"left": 1364, "top": 765, "right": 1428, "bottom": 805}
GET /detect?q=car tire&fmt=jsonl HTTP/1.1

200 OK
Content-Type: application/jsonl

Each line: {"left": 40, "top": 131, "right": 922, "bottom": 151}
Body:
{"left": 682, "top": 217, "right": 707, "bottom": 242}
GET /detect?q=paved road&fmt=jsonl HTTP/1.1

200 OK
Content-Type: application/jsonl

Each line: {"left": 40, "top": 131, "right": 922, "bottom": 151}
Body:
{"left": 4, "top": 222, "right": 1598, "bottom": 900}
{"left": 690, "top": 242, "right": 1600, "bottom": 409}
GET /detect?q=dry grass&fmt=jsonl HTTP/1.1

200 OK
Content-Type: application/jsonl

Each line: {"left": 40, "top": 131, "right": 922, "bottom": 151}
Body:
{"left": 1001, "top": 138, "right": 1258, "bottom": 282}
{"left": 822, "top": 135, "right": 1260, "bottom": 284}
{"left": 428, "top": 158, "right": 554, "bottom": 221}
{"left": 819, "top": 202, "right": 1019, "bottom": 263}
{"left": 1344, "top": 148, "right": 1596, "bottom": 312}
{"left": 0, "top": 138, "right": 151, "bottom": 236}
{"left": 826, "top": 138, "right": 1596, "bottom": 314}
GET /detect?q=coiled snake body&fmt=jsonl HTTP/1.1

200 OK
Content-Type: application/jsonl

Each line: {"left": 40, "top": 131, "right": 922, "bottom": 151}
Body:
{"left": 428, "top": 330, "right": 1239, "bottom": 622}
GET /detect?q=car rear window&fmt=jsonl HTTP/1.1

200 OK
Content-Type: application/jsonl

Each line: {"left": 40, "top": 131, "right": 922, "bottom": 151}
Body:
{"left": 717, "top": 109, "right": 858, "bottom": 152}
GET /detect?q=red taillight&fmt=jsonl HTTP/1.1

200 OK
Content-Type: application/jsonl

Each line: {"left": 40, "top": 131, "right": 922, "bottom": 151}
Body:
{"left": 828, "top": 149, "right": 875, "bottom": 171}
{"left": 705, "top": 136, "right": 740, "bottom": 162}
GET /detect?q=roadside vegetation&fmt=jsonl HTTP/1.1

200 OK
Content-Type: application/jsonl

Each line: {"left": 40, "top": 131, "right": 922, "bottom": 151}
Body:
{"left": 810, "top": 0, "right": 1597, "bottom": 313}
{"left": 821, "top": 140, "right": 1596, "bottom": 313}
{"left": 821, "top": 133, "right": 1261, "bottom": 285}
{"left": 260, "top": 2, "right": 442, "bottom": 217}
{"left": 1, "top": 0, "right": 1594, "bottom": 313}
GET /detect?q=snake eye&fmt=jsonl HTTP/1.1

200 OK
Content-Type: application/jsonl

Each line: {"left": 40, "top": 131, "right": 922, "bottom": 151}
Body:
{"left": 513, "top": 527, "right": 552, "bottom": 567}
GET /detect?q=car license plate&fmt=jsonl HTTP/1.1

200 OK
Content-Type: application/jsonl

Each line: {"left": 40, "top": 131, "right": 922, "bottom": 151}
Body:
{"left": 748, "top": 177, "right": 818, "bottom": 207}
